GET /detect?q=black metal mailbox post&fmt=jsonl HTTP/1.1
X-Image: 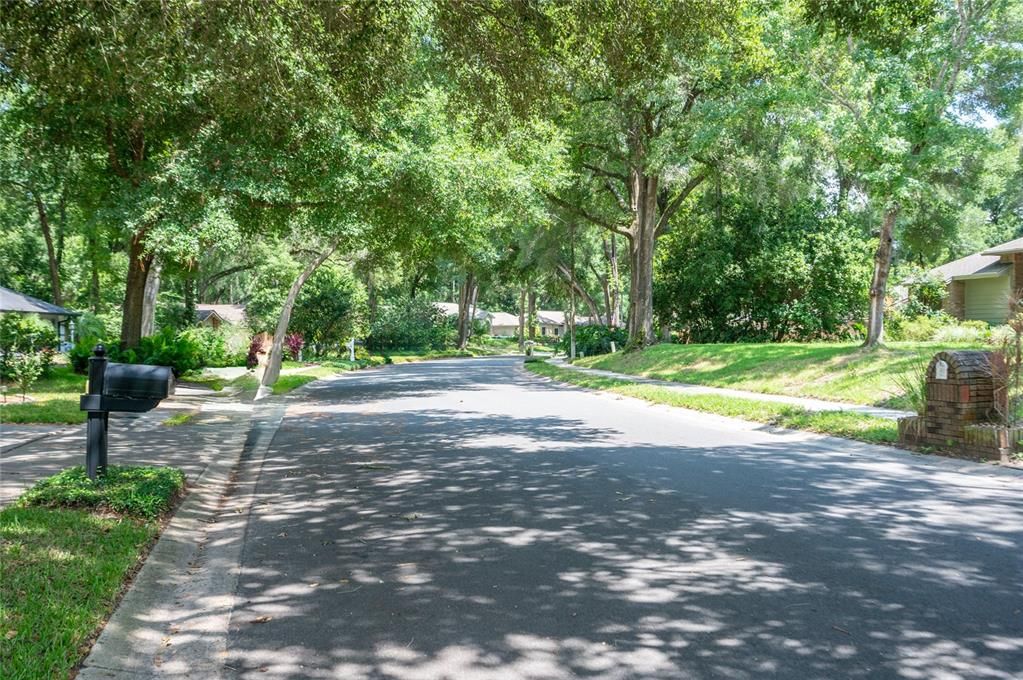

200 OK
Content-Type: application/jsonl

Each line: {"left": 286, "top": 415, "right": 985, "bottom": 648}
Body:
{"left": 79, "top": 345, "right": 175, "bottom": 479}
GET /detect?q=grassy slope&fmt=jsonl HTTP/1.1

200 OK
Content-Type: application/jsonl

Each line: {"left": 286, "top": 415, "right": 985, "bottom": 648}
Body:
{"left": 574, "top": 341, "right": 982, "bottom": 409}
{"left": 1, "top": 466, "right": 183, "bottom": 679}
{"left": 0, "top": 366, "right": 86, "bottom": 424}
{"left": 526, "top": 361, "right": 897, "bottom": 444}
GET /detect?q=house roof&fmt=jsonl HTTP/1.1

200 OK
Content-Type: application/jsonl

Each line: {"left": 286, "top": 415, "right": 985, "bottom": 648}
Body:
{"left": 196, "top": 309, "right": 226, "bottom": 325}
{"left": 0, "top": 286, "right": 79, "bottom": 317}
{"left": 982, "top": 237, "right": 1023, "bottom": 256}
{"left": 536, "top": 310, "right": 566, "bottom": 326}
{"left": 432, "top": 302, "right": 490, "bottom": 320}
{"left": 488, "top": 311, "right": 520, "bottom": 327}
{"left": 196, "top": 303, "right": 246, "bottom": 325}
{"left": 931, "top": 252, "right": 1010, "bottom": 281}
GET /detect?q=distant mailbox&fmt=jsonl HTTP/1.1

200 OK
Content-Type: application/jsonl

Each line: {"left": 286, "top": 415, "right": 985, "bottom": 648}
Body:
{"left": 104, "top": 363, "right": 174, "bottom": 400}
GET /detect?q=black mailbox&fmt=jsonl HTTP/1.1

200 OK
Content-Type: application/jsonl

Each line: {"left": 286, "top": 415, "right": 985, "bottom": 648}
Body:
{"left": 79, "top": 345, "right": 175, "bottom": 479}
{"left": 104, "top": 363, "right": 174, "bottom": 400}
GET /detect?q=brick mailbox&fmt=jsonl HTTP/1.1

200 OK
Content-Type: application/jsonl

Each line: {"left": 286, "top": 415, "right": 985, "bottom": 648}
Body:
{"left": 898, "top": 350, "right": 1011, "bottom": 460}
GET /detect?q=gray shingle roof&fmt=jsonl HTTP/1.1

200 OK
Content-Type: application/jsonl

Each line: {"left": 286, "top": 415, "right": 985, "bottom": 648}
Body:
{"left": 931, "top": 252, "right": 1010, "bottom": 281}
{"left": 0, "top": 286, "right": 79, "bottom": 316}
{"left": 982, "top": 237, "right": 1023, "bottom": 256}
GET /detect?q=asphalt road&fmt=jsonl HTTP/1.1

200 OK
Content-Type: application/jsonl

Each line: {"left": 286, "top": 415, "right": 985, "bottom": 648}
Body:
{"left": 224, "top": 356, "right": 1023, "bottom": 680}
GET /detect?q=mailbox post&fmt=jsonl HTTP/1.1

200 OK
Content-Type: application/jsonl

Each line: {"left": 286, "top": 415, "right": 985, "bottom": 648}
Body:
{"left": 85, "top": 345, "right": 110, "bottom": 478}
{"left": 79, "top": 344, "right": 175, "bottom": 480}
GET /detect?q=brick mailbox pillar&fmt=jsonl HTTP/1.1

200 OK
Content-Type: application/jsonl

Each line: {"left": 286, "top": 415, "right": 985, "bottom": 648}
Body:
{"left": 899, "top": 350, "right": 1010, "bottom": 460}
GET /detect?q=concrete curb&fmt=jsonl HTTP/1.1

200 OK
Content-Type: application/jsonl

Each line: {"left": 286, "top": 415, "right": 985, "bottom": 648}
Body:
{"left": 77, "top": 399, "right": 288, "bottom": 679}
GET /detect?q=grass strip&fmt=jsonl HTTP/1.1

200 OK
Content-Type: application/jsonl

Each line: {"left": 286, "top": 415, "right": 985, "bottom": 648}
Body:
{"left": 573, "top": 341, "right": 981, "bottom": 410}
{"left": 19, "top": 465, "right": 185, "bottom": 519}
{"left": 1, "top": 465, "right": 184, "bottom": 679}
{"left": 162, "top": 410, "right": 199, "bottom": 427}
{"left": 526, "top": 361, "right": 897, "bottom": 445}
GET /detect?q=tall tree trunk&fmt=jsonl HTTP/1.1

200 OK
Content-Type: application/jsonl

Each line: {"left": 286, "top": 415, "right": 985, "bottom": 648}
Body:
{"left": 864, "top": 206, "right": 900, "bottom": 348}
{"left": 518, "top": 287, "right": 526, "bottom": 349}
{"left": 121, "top": 230, "right": 154, "bottom": 348}
{"left": 183, "top": 267, "right": 196, "bottom": 327}
{"left": 88, "top": 231, "right": 101, "bottom": 313}
{"left": 627, "top": 173, "right": 659, "bottom": 346}
{"left": 528, "top": 290, "right": 537, "bottom": 341}
{"left": 365, "top": 267, "right": 378, "bottom": 319}
{"left": 456, "top": 272, "right": 476, "bottom": 349}
{"left": 259, "top": 239, "right": 340, "bottom": 396}
{"left": 140, "top": 259, "right": 161, "bottom": 338}
{"left": 606, "top": 234, "right": 621, "bottom": 328}
{"left": 32, "top": 193, "right": 62, "bottom": 306}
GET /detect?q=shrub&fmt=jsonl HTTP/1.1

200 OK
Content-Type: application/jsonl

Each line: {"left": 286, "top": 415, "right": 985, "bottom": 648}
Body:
{"left": 19, "top": 465, "right": 185, "bottom": 519}
{"left": 367, "top": 297, "right": 454, "bottom": 351}
{"left": 10, "top": 352, "right": 44, "bottom": 399}
{"left": 933, "top": 321, "right": 990, "bottom": 343}
{"left": 0, "top": 313, "right": 58, "bottom": 378}
{"left": 558, "top": 325, "right": 627, "bottom": 357}
{"left": 137, "top": 329, "right": 203, "bottom": 377}
{"left": 69, "top": 336, "right": 103, "bottom": 373}
{"left": 179, "top": 326, "right": 230, "bottom": 367}
{"left": 888, "top": 313, "right": 953, "bottom": 341}
{"left": 246, "top": 335, "right": 263, "bottom": 369}
{"left": 284, "top": 332, "right": 304, "bottom": 360}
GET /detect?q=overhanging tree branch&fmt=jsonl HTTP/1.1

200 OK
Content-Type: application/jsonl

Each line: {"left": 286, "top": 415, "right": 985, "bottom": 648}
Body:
{"left": 543, "top": 191, "right": 632, "bottom": 238}
{"left": 654, "top": 173, "right": 707, "bottom": 236}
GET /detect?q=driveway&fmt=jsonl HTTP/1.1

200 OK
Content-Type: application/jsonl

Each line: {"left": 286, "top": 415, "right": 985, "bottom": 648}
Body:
{"left": 217, "top": 356, "right": 1023, "bottom": 679}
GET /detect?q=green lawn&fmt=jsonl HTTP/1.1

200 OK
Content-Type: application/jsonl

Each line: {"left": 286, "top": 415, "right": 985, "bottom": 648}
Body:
{"left": 1, "top": 466, "right": 184, "bottom": 679}
{"left": 0, "top": 365, "right": 86, "bottom": 424}
{"left": 574, "top": 341, "right": 982, "bottom": 409}
{"left": 526, "top": 360, "right": 898, "bottom": 445}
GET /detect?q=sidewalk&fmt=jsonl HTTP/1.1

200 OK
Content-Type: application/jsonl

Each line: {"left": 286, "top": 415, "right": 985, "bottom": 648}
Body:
{"left": 0, "top": 384, "right": 249, "bottom": 506}
{"left": 549, "top": 358, "right": 914, "bottom": 420}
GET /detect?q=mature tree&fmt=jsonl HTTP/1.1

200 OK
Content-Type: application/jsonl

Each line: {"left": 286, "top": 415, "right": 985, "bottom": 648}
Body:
{"left": 0, "top": 0, "right": 416, "bottom": 347}
{"left": 805, "top": 0, "right": 1023, "bottom": 345}
{"left": 435, "top": 0, "right": 762, "bottom": 345}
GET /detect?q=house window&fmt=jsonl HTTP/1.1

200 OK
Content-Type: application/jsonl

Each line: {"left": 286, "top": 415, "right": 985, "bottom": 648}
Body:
{"left": 553, "top": 327, "right": 559, "bottom": 336}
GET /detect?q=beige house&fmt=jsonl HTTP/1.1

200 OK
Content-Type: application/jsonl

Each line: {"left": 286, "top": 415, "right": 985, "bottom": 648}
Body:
{"left": 488, "top": 311, "right": 520, "bottom": 337}
{"left": 932, "top": 238, "right": 1023, "bottom": 324}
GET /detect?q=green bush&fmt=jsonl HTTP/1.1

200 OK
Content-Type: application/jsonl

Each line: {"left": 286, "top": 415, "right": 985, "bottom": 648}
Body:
{"left": 558, "top": 325, "right": 627, "bottom": 357}
{"left": 70, "top": 329, "right": 203, "bottom": 377}
{"left": 896, "top": 315, "right": 944, "bottom": 341}
{"left": 18, "top": 465, "right": 185, "bottom": 519}
{"left": 179, "top": 326, "right": 230, "bottom": 367}
{"left": 367, "top": 297, "right": 455, "bottom": 351}
{"left": 0, "top": 313, "right": 58, "bottom": 379}
{"left": 933, "top": 321, "right": 990, "bottom": 343}
{"left": 137, "top": 329, "right": 203, "bottom": 377}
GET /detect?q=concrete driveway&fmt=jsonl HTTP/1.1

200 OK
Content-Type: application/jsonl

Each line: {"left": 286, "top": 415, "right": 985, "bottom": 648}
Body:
{"left": 220, "top": 357, "right": 1023, "bottom": 678}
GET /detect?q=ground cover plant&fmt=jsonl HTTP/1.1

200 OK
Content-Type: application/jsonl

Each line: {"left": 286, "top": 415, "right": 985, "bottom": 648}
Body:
{"left": 1, "top": 465, "right": 184, "bottom": 678}
{"left": 526, "top": 361, "right": 897, "bottom": 445}
{"left": 0, "top": 364, "right": 86, "bottom": 424}
{"left": 574, "top": 342, "right": 984, "bottom": 410}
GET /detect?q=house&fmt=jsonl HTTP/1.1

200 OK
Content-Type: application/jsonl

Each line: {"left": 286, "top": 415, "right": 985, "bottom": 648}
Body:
{"left": 195, "top": 304, "right": 247, "bottom": 329}
{"left": 0, "top": 285, "right": 80, "bottom": 349}
{"left": 931, "top": 238, "right": 1023, "bottom": 324}
{"left": 488, "top": 311, "right": 520, "bottom": 337}
{"left": 536, "top": 310, "right": 566, "bottom": 337}
{"left": 432, "top": 302, "right": 490, "bottom": 322}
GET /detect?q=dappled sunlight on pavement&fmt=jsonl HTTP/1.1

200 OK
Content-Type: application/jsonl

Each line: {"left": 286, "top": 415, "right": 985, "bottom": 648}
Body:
{"left": 222, "top": 357, "right": 1023, "bottom": 679}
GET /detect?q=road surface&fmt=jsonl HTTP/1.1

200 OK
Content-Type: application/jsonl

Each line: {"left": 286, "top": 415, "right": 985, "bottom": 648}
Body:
{"left": 224, "top": 356, "right": 1023, "bottom": 679}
